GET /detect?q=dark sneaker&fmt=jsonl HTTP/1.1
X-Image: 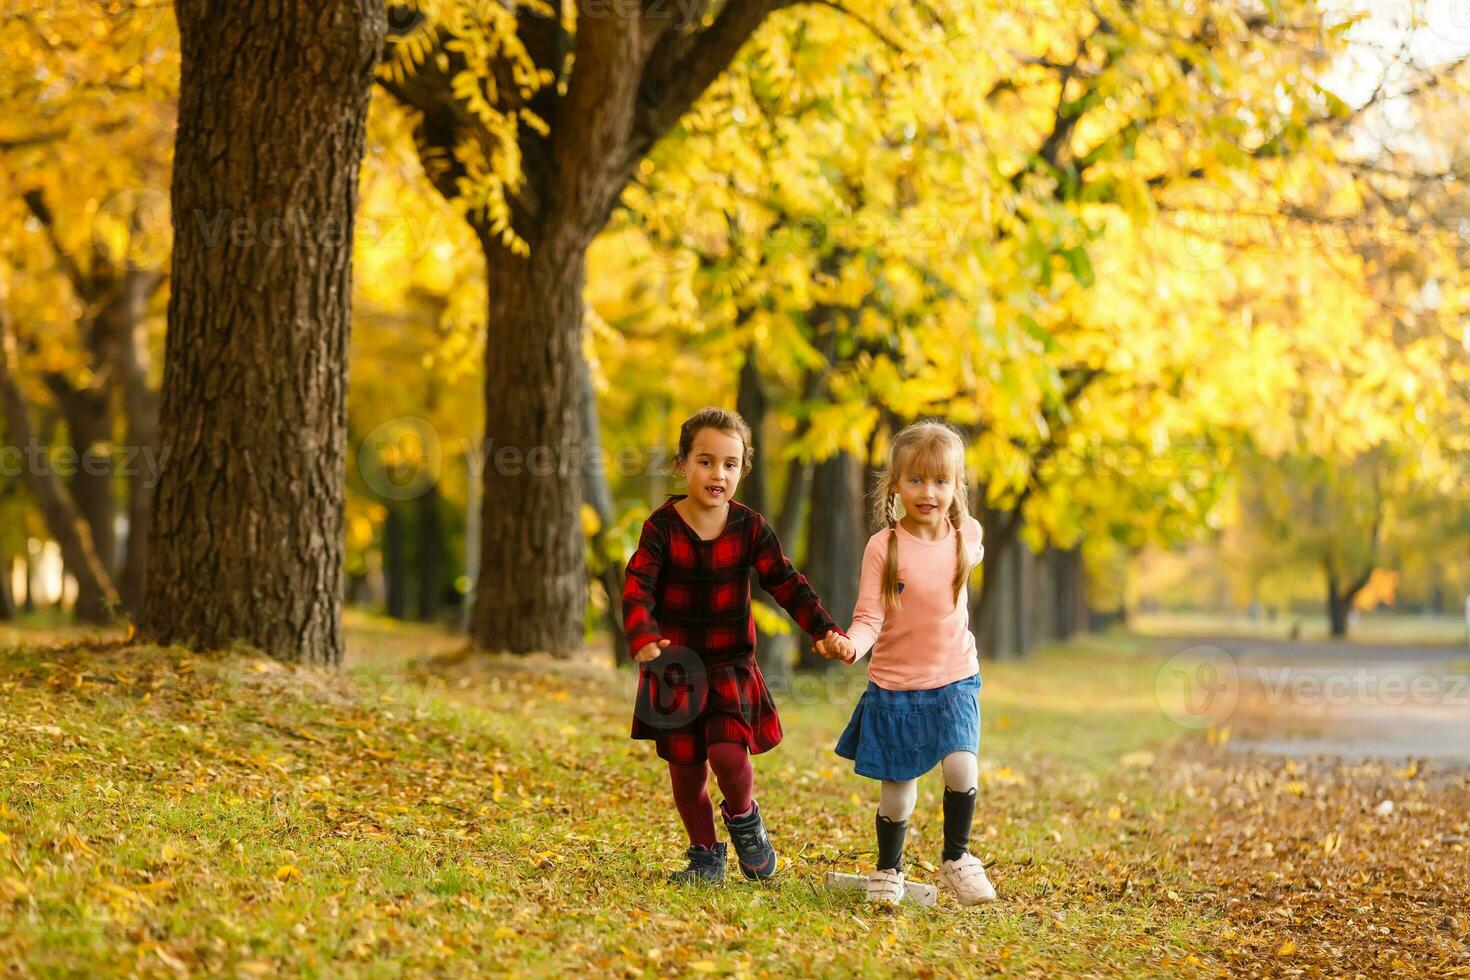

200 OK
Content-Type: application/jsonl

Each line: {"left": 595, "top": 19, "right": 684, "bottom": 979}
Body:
{"left": 721, "top": 800, "right": 779, "bottom": 881}
{"left": 668, "top": 843, "right": 727, "bottom": 885}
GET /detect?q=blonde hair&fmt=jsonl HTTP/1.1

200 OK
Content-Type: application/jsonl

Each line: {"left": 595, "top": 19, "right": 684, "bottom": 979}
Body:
{"left": 869, "top": 420, "right": 972, "bottom": 611}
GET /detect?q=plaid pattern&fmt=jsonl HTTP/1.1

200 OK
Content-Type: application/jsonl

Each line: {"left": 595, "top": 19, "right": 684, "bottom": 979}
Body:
{"left": 624, "top": 496, "right": 841, "bottom": 764}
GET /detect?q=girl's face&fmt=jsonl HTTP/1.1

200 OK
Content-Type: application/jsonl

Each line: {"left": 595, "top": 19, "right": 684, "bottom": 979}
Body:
{"left": 677, "top": 427, "right": 745, "bottom": 510}
{"left": 893, "top": 463, "right": 956, "bottom": 529}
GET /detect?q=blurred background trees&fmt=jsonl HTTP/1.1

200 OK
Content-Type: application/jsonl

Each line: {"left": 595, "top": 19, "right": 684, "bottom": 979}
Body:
{"left": 1, "top": 0, "right": 1465, "bottom": 659}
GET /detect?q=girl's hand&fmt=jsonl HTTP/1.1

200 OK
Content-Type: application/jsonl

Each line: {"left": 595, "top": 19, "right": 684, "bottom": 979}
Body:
{"left": 816, "top": 631, "right": 856, "bottom": 664}
{"left": 634, "top": 639, "right": 671, "bottom": 663}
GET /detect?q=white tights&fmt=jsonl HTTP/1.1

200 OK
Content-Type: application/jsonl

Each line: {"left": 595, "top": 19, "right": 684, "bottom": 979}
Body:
{"left": 877, "top": 750, "right": 977, "bottom": 821}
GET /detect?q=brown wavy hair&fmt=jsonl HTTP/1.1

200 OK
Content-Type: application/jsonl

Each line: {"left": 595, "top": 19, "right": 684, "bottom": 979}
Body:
{"left": 676, "top": 407, "right": 754, "bottom": 474}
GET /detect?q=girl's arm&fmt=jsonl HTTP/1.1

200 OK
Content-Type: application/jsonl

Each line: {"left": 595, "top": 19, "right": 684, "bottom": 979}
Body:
{"left": 752, "top": 514, "right": 841, "bottom": 641}
{"left": 843, "top": 533, "right": 888, "bottom": 663}
{"left": 622, "top": 519, "right": 667, "bottom": 656}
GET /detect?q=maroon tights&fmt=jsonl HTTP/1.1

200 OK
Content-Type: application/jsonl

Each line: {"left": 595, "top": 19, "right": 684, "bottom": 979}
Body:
{"left": 667, "top": 743, "right": 755, "bottom": 848}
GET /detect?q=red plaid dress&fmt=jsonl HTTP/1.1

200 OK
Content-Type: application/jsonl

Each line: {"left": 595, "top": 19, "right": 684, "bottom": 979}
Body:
{"left": 623, "top": 495, "right": 841, "bottom": 765}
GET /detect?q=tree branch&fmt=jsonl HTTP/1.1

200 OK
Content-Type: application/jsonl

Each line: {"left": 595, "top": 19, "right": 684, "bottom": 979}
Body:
{"left": 22, "top": 189, "right": 90, "bottom": 301}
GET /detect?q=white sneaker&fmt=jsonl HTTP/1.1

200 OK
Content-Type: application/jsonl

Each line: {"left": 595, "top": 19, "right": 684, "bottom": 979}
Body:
{"left": 865, "top": 867, "right": 905, "bottom": 905}
{"left": 939, "top": 853, "right": 996, "bottom": 905}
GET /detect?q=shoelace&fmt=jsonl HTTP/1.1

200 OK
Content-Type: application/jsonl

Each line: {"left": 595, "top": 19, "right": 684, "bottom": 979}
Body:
{"left": 731, "top": 824, "right": 765, "bottom": 852}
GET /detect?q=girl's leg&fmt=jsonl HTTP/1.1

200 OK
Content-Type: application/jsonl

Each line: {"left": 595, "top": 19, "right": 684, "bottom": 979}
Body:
{"left": 705, "top": 742, "right": 754, "bottom": 817}
{"left": 876, "top": 779, "right": 917, "bottom": 871}
{"left": 668, "top": 761, "right": 718, "bottom": 849}
{"left": 940, "top": 751, "right": 978, "bottom": 861}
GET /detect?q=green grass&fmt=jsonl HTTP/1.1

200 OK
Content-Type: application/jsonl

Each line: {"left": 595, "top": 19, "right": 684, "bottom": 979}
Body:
{"left": 1133, "top": 609, "right": 1469, "bottom": 646}
{"left": 0, "top": 627, "right": 1240, "bottom": 977}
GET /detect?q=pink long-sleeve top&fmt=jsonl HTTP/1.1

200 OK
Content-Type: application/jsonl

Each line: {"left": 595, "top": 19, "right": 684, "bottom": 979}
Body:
{"left": 844, "top": 515, "right": 985, "bottom": 691}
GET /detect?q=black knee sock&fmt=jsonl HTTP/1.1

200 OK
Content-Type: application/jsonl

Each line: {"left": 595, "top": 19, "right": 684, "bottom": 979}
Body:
{"left": 942, "top": 787, "right": 977, "bottom": 862}
{"left": 876, "top": 813, "right": 907, "bottom": 872}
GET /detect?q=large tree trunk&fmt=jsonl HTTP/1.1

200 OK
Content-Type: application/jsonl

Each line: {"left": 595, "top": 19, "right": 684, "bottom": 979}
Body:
{"left": 140, "top": 0, "right": 384, "bottom": 665}
{"left": 799, "top": 451, "right": 864, "bottom": 671}
{"left": 470, "top": 240, "right": 587, "bottom": 655}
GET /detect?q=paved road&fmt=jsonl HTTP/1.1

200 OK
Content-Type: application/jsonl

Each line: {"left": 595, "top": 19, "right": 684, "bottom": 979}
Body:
{"left": 1142, "top": 634, "right": 1470, "bottom": 768}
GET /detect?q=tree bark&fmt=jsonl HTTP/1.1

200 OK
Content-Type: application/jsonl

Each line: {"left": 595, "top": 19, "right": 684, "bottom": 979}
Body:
{"left": 799, "top": 451, "right": 864, "bottom": 671}
{"left": 416, "top": 483, "right": 443, "bottom": 622}
{"left": 384, "top": 503, "right": 408, "bottom": 619}
{"left": 735, "top": 345, "right": 793, "bottom": 686}
{"left": 1325, "top": 561, "right": 1373, "bottom": 639}
{"left": 140, "top": 0, "right": 384, "bottom": 665}
{"left": 470, "top": 240, "right": 587, "bottom": 655}
{"left": 0, "top": 308, "right": 120, "bottom": 621}
{"left": 578, "top": 352, "right": 629, "bottom": 663}
{"left": 117, "top": 267, "right": 162, "bottom": 615}
{"left": 0, "top": 546, "right": 13, "bottom": 621}
{"left": 45, "top": 380, "right": 115, "bottom": 621}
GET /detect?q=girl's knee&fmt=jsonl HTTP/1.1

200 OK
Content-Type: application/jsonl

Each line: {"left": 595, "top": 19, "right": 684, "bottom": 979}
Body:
{"left": 941, "top": 750, "right": 978, "bottom": 792}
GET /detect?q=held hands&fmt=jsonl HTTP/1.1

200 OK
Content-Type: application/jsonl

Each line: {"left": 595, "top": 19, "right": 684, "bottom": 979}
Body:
{"left": 634, "top": 638, "right": 671, "bottom": 663}
{"left": 814, "top": 630, "right": 857, "bottom": 665}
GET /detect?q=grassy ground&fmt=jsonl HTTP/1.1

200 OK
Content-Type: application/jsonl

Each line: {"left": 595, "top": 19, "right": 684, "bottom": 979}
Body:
{"left": 2, "top": 617, "right": 1467, "bottom": 977}
{"left": 1132, "top": 610, "right": 1469, "bottom": 646}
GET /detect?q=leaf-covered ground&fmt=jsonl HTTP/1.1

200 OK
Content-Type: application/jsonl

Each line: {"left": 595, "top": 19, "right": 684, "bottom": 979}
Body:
{"left": 2, "top": 617, "right": 1467, "bottom": 977}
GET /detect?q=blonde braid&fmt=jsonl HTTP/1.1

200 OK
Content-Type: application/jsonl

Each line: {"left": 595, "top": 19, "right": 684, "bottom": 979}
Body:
{"left": 949, "top": 501, "right": 970, "bottom": 608}
{"left": 881, "top": 491, "right": 903, "bottom": 611}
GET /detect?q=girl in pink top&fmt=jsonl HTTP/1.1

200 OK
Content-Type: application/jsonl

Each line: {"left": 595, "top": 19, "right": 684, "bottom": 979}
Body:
{"left": 820, "top": 420, "right": 997, "bottom": 907}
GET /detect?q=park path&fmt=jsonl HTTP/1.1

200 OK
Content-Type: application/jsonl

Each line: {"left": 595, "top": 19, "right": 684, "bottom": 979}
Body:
{"left": 1145, "top": 633, "right": 1470, "bottom": 768}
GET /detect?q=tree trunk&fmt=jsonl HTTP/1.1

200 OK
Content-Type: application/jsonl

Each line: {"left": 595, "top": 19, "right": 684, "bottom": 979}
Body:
{"left": 21, "top": 553, "right": 35, "bottom": 613}
{"left": 735, "top": 345, "right": 792, "bottom": 687}
{"left": 140, "top": 0, "right": 384, "bottom": 665}
{"left": 118, "top": 267, "right": 161, "bottom": 616}
{"left": 1327, "top": 594, "right": 1350, "bottom": 638}
{"left": 416, "top": 483, "right": 442, "bottom": 622}
{"left": 0, "top": 547, "right": 13, "bottom": 621}
{"left": 48, "top": 384, "right": 115, "bottom": 621}
{"left": 470, "top": 240, "right": 587, "bottom": 655}
{"left": 384, "top": 503, "right": 408, "bottom": 619}
{"left": 799, "top": 451, "right": 864, "bottom": 671}
{"left": 1325, "top": 559, "right": 1373, "bottom": 639}
{"left": 0, "top": 308, "right": 120, "bottom": 621}
{"left": 579, "top": 350, "right": 629, "bottom": 664}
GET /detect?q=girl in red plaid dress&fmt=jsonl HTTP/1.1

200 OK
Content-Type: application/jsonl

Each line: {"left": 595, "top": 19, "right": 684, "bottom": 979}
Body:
{"left": 623, "top": 407, "right": 845, "bottom": 885}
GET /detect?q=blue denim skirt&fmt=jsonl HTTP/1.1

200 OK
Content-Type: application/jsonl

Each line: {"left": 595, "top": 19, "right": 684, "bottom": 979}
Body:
{"left": 834, "top": 673, "right": 981, "bottom": 782}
